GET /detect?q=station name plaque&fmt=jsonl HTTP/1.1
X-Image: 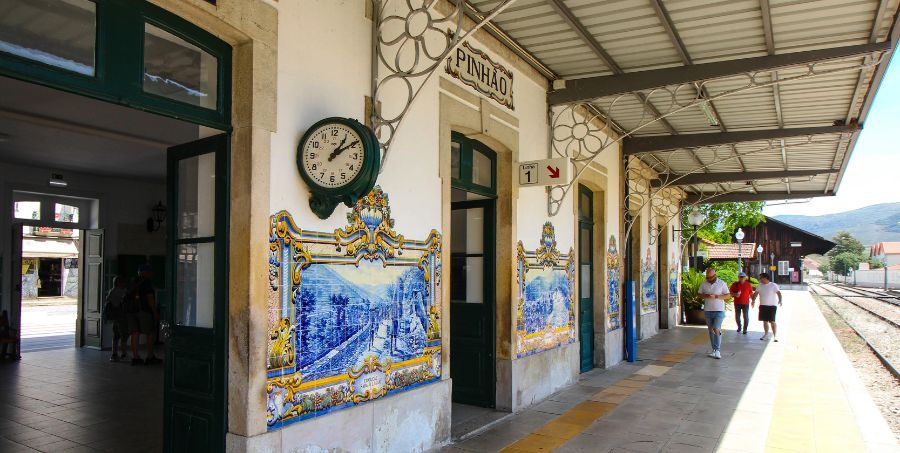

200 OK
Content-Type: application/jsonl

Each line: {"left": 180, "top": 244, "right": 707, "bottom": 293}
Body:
{"left": 446, "top": 41, "right": 514, "bottom": 110}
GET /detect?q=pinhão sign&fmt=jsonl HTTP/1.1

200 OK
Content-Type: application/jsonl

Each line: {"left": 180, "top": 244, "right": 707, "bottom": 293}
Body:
{"left": 446, "top": 41, "right": 514, "bottom": 110}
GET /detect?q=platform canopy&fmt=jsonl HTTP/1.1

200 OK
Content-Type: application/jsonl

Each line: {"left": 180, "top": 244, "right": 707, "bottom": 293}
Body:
{"left": 467, "top": 0, "right": 900, "bottom": 204}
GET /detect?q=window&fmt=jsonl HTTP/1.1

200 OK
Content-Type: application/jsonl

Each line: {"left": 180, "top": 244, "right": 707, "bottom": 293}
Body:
{"left": 0, "top": 0, "right": 97, "bottom": 76}
{"left": 54, "top": 203, "right": 80, "bottom": 223}
{"left": 175, "top": 151, "right": 217, "bottom": 328}
{"left": 143, "top": 23, "right": 218, "bottom": 109}
{"left": 778, "top": 261, "right": 789, "bottom": 276}
{"left": 14, "top": 201, "right": 40, "bottom": 220}
{"left": 0, "top": 1, "right": 231, "bottom": 129}
{"left": 450, "top": 132, "right": 496, "bottom": 197}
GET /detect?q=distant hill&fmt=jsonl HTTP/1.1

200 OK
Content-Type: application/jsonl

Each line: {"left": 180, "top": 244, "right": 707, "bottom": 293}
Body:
{"left": 773, "top": 202, "right": 900, "bottom": 246}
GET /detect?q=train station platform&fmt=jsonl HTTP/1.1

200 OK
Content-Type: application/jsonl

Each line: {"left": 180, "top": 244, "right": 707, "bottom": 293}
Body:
{"left": 442, "top": 290, "right": 898, "bottom": 453}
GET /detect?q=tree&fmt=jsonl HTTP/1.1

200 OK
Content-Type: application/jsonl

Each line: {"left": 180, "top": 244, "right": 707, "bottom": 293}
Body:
{"left": 827, "top": 230, "right": 866, "bottom": 258}
{"left": 825, "top": 231, "right": 870, "bottom": 275}
{"left": 681, "top": 202, "right": 765, "bottom": 245}
{"left": 831, "top": 252, "right": 861, "bottom": 276}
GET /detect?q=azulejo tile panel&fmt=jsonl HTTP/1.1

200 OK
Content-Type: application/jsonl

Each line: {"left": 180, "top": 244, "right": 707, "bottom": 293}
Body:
{"left": 515, "top": 222, "right": 576, "bottom": 358}
{"left": 640, "top": 247, "right": 657, "bottom": 315}
{"left": 607, "top": 236, "right": 621, "bottom": 331}
{"left": 668, "top": 252, "right": 680, "bottom": 308}
{"left": 266, "top": 187, "right": 442, "bottom": 430}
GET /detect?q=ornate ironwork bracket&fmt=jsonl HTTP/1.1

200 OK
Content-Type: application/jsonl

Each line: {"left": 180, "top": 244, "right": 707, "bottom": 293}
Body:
{"left": 371, "top": 0, "right": 519, "bottom": 171}
{"left": 548, "top": 52, "right": 886, "bottom": 217}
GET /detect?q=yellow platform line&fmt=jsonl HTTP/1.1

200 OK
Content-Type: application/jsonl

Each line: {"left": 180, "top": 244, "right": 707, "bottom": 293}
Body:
{"left": 500, "top": 331, "right": 708, "bottom": 453}
{"left": 764, "top": 303, "right": 866, "bottom": 452}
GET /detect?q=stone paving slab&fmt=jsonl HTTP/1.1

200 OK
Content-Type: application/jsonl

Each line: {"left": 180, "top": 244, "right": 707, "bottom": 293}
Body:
{"left": 441, "top": 290, "right": 898, "bottom": 453}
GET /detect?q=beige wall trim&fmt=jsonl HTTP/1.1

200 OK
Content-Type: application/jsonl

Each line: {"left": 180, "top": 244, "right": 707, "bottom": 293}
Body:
{"left": 439, "top": 85, "right": 520, "bottom": 408}
{"left": 149, "top": 0, "right": 278, "bottom": 440}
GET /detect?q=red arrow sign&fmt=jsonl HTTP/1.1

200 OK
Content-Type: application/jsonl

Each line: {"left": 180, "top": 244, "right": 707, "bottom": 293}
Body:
{"left": 547, "top": 166, "right": 560, "bottom": 178}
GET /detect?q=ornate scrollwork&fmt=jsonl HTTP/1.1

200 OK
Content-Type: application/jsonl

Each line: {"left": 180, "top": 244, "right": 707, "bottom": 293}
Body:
{"left": 372, "top": 0, "right": 520, "bottom": 169}
{"left": 335, "top": 186, "right": 407, "bottom": 262}
{"left": 533, "top": 222, "right": 561, "bottom": 267}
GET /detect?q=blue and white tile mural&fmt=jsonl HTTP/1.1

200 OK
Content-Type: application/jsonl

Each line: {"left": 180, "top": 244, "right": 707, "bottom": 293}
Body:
{"left": 668, "top": 252, "right": 679, "bottom": 308}
{"left": 266, "top": 187, "right": 442, "bottom": 429}
{"left": 640, "top": 247, "right": 657, "bottom": 315}
{"left": 606, "top": 236, "right": 621, "bottom": 331}
{"left": 515, "top": 222, "right": 575, "bottom": 358}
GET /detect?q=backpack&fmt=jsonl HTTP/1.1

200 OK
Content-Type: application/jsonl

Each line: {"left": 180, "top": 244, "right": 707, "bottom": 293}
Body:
{"left": 103, "top": 287, "right": 126, "bottom": 321}
{"left": 123, "top": 285, "right": 141, "bottom": 314}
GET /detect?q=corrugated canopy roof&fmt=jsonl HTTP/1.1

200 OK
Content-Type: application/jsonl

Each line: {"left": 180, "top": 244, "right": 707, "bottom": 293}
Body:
{"left": 468, "top": 0, "right": 900, "bottom": 203}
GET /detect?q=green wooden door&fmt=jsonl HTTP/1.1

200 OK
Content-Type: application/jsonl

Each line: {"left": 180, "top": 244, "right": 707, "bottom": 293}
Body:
{"left": 578, "top": 186, "right": 594, "bottom": 372}
{"left": 450, "top": 199, "right": 496, "bottom": 407}
{"left": 449, "top": 132, "right": 497, "bottom": 408}
{"left": 164, "top": 134, "right": 229, "bottom": 453}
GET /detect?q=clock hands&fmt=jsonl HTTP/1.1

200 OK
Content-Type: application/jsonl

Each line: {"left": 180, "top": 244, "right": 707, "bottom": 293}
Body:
{"left": 327, "top": 135, "right": 348, "bottom": 161}
{"left": 327, "top": 137, "right": 360, "bottom": 161}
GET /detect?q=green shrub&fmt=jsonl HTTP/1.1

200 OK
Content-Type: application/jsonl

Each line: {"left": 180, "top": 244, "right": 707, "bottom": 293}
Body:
{"left": 680, "top": 269, "right": 704, "bottom": 311}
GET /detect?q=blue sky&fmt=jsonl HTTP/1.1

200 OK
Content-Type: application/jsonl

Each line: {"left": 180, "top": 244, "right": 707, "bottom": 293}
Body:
{"left": 763, "top": 54, "right": 900, "bottom": 217}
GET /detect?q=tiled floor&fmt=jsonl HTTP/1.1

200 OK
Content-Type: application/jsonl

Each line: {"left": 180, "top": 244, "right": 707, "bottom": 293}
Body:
{"left": 442, "top": 290, "right": 898, "bottom": 453}
{"left": 0, "top": 347, "right": 163, "bottom": 452}
{"left": 452, "top": 403, "right": 509, "bottom": 440}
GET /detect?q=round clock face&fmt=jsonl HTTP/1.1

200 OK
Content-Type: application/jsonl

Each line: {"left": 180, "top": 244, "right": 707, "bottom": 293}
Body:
{"left": 301, "top": 123, "right": 366, "bottom": 189}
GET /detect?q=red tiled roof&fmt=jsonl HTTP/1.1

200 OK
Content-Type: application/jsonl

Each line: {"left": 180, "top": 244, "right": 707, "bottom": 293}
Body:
{"left": 705, "top": 242, "right": 758, "bottom": 260}
{"left": 872, "top": 242, "right": 900, "bottom": 256}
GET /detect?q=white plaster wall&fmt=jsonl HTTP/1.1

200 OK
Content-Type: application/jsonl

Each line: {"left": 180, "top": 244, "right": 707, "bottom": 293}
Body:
{"left": 263, "top": 0, "right": 624, "bottom": 448}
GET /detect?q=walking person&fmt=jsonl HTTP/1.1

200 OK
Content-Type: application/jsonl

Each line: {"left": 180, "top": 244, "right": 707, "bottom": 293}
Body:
{"left": 730, "top": 272, "right": 753, "bottom": 334}
{"left": 126, "top": 264, "right": 161, "bottom": 365}
{"left": 752, "top": 273, "right": 782, "bottom": 342}
{"left": 103, "top": 276, "right": 129, "bottom": 362}
{"left": 699, "top": 268, "right": 730, "bottom": 359}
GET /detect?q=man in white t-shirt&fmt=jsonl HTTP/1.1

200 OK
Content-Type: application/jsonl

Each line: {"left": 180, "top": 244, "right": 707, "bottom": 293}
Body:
{"left": 752, "top": 273, "right": 782, "bottom": 342}
{"left": 698, "top": 268, "right": 730, "bottom": 359}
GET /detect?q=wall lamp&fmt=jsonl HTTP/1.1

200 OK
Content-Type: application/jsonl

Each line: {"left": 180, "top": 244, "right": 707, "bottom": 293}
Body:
{"left": 146, "top": 201, "right": 167, "bottom": 232}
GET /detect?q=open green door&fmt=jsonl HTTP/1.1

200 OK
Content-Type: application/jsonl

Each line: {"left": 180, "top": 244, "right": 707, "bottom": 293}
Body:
{"left": 578, "top": 185, "right": 594, "bottom": 373}
{"left": 164, "top": 134, "right": 229, "bottom": 452}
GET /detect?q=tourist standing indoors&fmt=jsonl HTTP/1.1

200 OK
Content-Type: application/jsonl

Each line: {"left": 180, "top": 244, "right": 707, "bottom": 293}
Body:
{"left": 699, "top": 268, "right": 730, "bottom": 359}
{"left": 752, "top": 273, "right": 782, "bottom": 342}
{"left": 730, "top": 272, "right": 754, "bottom": 334}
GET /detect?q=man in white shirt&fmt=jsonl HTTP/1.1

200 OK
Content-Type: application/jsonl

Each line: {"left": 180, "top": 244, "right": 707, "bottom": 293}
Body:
{"left": 698, "top": 268, "right": 730, "bottom": 359}
{"left": 752, "top": 273, "right": 782, "bottom": 342}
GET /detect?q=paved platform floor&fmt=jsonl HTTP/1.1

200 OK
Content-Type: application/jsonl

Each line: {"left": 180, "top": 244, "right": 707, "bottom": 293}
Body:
{"left": 443, "top": 290, "right": 898, "bottom": 453}
{"left": 0, "top": 347, "right": 163, "bottom": 452}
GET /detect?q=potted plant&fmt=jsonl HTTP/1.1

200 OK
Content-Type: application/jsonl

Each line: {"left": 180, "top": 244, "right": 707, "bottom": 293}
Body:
{"left": 680, "top": 269, "right": 706, "bottom": 325}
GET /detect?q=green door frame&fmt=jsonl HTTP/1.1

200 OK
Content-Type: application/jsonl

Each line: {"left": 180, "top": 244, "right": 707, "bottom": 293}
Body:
{"left": 165, "top": 134, "right": 230, "bottom": 452}
{"left": 577, "top": 185, "right": 594, "bottom": 373}
{"left": 1, "top": 3, "right": 234, "bottom": 450}
{"left": 0, "top": 0, "right": 232, "bottom": 130}
{"left": 449, "top": 132, "right": 497, "bottom": 408}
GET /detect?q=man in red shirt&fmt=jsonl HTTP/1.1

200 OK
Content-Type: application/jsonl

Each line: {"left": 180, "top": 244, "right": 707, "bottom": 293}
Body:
{"left": 730, "top": 272, "right": 753, "bottom": 334}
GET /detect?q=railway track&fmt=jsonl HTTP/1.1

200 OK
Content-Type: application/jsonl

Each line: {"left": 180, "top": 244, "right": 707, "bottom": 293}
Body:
{"left": 827, "top": 283, "right": 900, "bottom": 307}
{"left": 813, "top": 283, "right": 900, "bottom": 329}
{"left": 809, "top": 283, "right": 899, "bottom": 380}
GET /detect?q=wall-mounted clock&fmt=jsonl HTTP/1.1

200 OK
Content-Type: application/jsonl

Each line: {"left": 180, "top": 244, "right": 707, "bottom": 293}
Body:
{"left": 297, "top": 117, "right": 381, "bottom": 219}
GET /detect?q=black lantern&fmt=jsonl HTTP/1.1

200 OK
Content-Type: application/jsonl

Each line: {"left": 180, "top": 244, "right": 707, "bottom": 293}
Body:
{"left": 146, "top": 201, "right": 167, "bottom": 232}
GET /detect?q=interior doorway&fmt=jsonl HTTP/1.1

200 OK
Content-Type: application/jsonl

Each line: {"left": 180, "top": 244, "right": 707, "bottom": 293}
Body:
{"left": 0, "top": 73, "right": 222, "bottom": 451}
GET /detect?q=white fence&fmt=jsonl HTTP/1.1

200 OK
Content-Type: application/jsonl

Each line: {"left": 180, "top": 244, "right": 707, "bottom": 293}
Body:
{"left": 826, "top": 269, "right": 900, "bottom": 289}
